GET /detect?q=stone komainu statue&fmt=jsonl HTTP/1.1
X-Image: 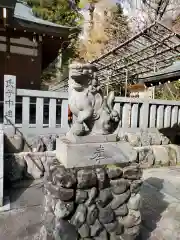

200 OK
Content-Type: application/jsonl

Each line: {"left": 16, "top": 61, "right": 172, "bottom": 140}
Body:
{"left": 67, "top": 62, "right": 120, "bottom": 137}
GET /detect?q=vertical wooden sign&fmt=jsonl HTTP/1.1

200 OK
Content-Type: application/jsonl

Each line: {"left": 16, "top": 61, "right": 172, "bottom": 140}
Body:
{"left": 4, "top": 75, "right": 16, "bottom": 125}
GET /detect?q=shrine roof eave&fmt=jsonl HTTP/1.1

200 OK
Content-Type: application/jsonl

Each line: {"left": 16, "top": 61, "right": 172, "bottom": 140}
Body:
{"left": 13, "top": 18, "right": 80, "bottom": 37}
{"left": 13, "top": 2, "right": 80, "bottom": 37}
{"left": 0, "top": 0, "right": 17, "bottom": 9}
{"left": 139, "top": 70, "right": 180, "bottom": 86}
{"left": 138, "top": 60, "right": 180, "bottom": 86}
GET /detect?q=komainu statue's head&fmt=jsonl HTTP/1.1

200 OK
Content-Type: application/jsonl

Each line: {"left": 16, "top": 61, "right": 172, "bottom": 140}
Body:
{"left": 69, "top": 62, "right": 98, "bottom": 91}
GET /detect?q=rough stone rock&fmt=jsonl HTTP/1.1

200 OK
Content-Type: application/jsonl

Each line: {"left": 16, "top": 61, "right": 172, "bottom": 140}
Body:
{"left": 46, "top": 182, "right": 60, "bottom": 198}
{"left": 118, "top": 131, "right": 128, "bottom": 142}
{"left": 123, "top": 225, "right": 140, "bottom": 238}
{"left": 110, "top": 179, "right": 129, "bottom": 194}
{"left": 44, "top": 194, "right": 56, "bottom": 212}
{"left": 71, "top": 204, "right": 87, "bottom": 229}
{"left": 80, "top": 239, "right": 91, "bottom": 240}
{"left": 90, "top": 219, "right": 103, "bottom": 237}
{"left": 99, "top": 206, "right": 115, "bottom": 224}
{"left": 109, "top": 233, "right": 121, "bottom": 240}
{"left": 96, "top": 168, "right": 107, "bottom": 189}
{"left": 137, "top": 147, "right": 155, "bottom": 168}
{"left": 104, "top": 221, "right": 118, "bottom": 233}
{"left": 87, "top": 204, "right": 98, "bottom": 225}
{"left": 39, "top": 225, "right": 54, "bottom": 240}
{"left": 24, "top": 153, "right": 45, "bottom": 179}
{"left": 58, "top": 188, "right": 74, "bottom": 201}
{"left": 77, "top": 169, "right": 97, "bottom": 189}
{"left": 54, "top": 219, "right": 78, "bottom": 240}
{"left": 140, "top": 130, "right": 152, "bottom": 146}
{"left": 152, "top": 145, "right": 170, "bottom": 166}
{"left": 4, "top": 154, "right": 27, "bottom": 183}
{"left": 54, "top": 200, "right": 74, "bottom": 219}
{"left": 97, "top": 188, "right": 113, "bottom": 207}
{"left": 42, "top": 135, "right": 56, "bottom": 151}
{"left": 127, "top": 194, "right": 141, "bottom": 210}
{"left": 85, "top": 187, "right": 98, "bottom": 206}
{"left": 165, "top": 145, "right": 177, "bottom": 165}
{"left": 78, "top": 223, "right": 90, "bottom": 238}
{"left": 127, "top": 133, "right": 141, "bottom": 147}
{"left": 44, "top": 212, "right": 55, "bottom": 233}
{"left": 106, "top": 167, "right": 123, "bottom": 180}
{"left": 32, "top": 137, "right": 46, "bottom": 152}
{"left": 120, "top": 209, "right": 141, "bottom": 228}
{"left": 148, "top": 131, "right": 161, "bottom": 145}
{"left": 55, "top": 167, "right": 77, "bottom": 188}
{"left": 123, "top": 165, "right": 142, "bottom": 180}
{"left": 75, "top": 190, "right": 88, "bottom": 204}
{"left": 111, "top": 190, "right": 131, "bottom": 210}
{"left": 94, "top": 229, "right": 108, "bottom": 240}
{"left": 104, "top": 221, "right": 123, "bottom": 235}
{"left": 114, "top": 204, "right": 128, "bottom": 217}
{"left": 160, "top": 133, "right": 170, "bottom": 145}
{"left": 130, "top": 180, "right": 142, "bottom": 194}
{"left": 168, "top": 144, "right": 180, "bottom": 164}
{"left": 4, "top": 134, "right": 24, "bottom": 153}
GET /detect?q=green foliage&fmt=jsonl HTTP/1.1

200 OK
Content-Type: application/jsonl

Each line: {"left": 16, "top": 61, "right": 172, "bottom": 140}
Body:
{"left": 155, "top": 80, "right": 180, "bottom": 100}
{"left": 108, "top": 3, "right": 130, "bottom": 43}
{"left": 24, "top": 0, "right": 82, "bottom": 87}
{"left": 26, "top": 0, "right": 81, "bottom": 26}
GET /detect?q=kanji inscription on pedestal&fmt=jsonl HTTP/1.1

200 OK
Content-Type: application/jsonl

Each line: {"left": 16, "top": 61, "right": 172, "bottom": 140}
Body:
{"left": 4, "top": 75, "right": 16, "bottom": 125}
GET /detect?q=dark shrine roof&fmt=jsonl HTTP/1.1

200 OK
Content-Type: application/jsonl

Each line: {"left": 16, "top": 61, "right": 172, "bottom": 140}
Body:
{"left": 0, "top": 0, "right": 17, "bottom": 9}
{"left": 12, "top": 1, "right": 80, "bottom": 37}
{"left": 139, "top": 60, "right": 180, "bottom": 86}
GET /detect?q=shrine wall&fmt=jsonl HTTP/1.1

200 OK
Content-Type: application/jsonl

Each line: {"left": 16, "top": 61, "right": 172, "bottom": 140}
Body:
{"left": 0, "top": 36, "right": 41, "bottom": 99}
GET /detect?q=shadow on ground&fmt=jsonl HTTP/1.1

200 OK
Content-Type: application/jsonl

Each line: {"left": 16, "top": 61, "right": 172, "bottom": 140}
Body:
{"left": 139, "top": 177, "right": 169, "bottom": 240}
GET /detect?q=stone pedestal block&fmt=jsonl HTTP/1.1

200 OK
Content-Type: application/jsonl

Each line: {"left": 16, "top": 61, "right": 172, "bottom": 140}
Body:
{"left": 40, "top": 146, "right": 143, "bottom": 240}
{"left": 56, "top": 136, "right": 137, "bottom": 168}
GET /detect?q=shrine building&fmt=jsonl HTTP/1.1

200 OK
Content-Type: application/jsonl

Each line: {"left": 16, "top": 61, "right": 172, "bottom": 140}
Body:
{"left": 0, "top": 0, "right": 79, "bottom": 97}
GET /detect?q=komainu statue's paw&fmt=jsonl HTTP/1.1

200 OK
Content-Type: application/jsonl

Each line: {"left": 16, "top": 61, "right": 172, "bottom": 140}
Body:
{"left": 110, "top": 110, "right": 120, "bottom": 122}
{"left": 71, "top": 122, "right": 85, "bottom": 136}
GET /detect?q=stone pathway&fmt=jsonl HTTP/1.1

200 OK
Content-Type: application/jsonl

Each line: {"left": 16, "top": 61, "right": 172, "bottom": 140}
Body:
{"left": 140, "top": 167, "right": 180, "bottom": 240}
{"left": 1, "top": 167, "right": 180, "bottom": 239}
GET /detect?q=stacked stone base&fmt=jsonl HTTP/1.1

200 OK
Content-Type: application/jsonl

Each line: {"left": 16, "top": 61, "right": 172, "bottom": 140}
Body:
{"left": 40, "top": 159, "right": 142, "bottom": 240}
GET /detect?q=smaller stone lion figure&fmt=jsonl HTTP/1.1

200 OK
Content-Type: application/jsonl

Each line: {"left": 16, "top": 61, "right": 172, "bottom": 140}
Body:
{"left": 67, "top": 62, "right": 120, "bottom": 137}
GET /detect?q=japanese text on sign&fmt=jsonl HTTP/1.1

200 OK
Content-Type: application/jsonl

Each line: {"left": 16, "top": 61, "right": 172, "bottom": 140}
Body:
{"left": 4, "top": 75, "right": 16, "bottom": 125}
{"left": 90, "top": 145, "right": 105, "bottom": 162}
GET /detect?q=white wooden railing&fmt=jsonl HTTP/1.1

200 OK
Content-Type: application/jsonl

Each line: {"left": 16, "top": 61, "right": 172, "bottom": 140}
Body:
{"left": 4, "top": 86, "right": 69, "bottom": 137}
{"left": 114, "top": 97, "right": 180, "bottom": 129}
{"left": 3, "top": 75, "right": 180, "bottom": 138}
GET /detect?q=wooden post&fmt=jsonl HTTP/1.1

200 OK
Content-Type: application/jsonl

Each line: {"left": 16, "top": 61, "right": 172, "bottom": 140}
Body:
{"left": 125, "top": 69, "right": 128, "bottom": 97}
{"left": 0, "top": 125, "right": 3, "bottom": 207}
{"left": 61, "top": 99, "right": 69, "bottom": 131}
{"left": 4, "top": 75, "right": 16, "bottom": 135}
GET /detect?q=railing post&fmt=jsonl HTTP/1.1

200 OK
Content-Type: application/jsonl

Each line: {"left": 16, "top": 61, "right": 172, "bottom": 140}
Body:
{"left": 22, "top": 96, "right": 30, "bottom": 129}
{"left": 4, "top": 75, "right": 16, "bottom": 135}
{"left": 157, "top": 105, "right": 164, "bottom": 129}
{"left": 171, "top": 106, "right": 178, "bottom": 127}
{"left": 0, "top": 125, "right": 3, "bottom": 206}
{"left": 49, "top": 99, "right": 57, "bottom": 128}
{"left": 122, "top": 103, "right": 131, "bottom": 128}
{"left": 61, "top": 99, "right": 69, "bottom": 131}
{"left": 140, "top": 101, "right": 149, "bottom": 129}
{"left": 131, "top": 103, "right": 139, "bottom": 128}
{"left": 149, "top": 104, "right": 156, "bottom": 128}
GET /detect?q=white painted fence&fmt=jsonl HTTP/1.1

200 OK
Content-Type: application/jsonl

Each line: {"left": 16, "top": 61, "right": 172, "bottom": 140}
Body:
{"left": 3, "top": 75, "right": 69, "bottom": 137}
{"left": 2, "top": 75, "right": 180, "bottom": 138}
{"left": 114, "top": 97, "right": 180, "bottom": 129}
